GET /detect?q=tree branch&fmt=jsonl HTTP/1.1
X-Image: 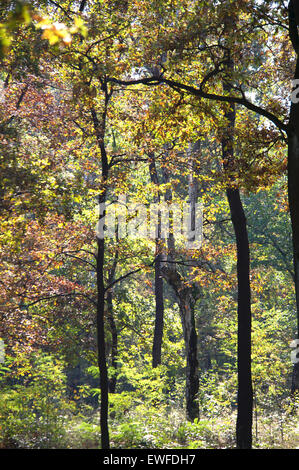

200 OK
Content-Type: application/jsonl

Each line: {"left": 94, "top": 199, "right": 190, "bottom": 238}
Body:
{"left": 105, "top": 260, "right": 155, "bottom": 291}
{"left": 24, "top": 292, "right": 97, "bottom": 308}
{"left": 108, "top": 76, "right": 288, "bottom": 132}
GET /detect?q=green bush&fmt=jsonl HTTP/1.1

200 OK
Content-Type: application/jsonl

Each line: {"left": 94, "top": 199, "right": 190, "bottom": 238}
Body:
{"left": 0, "top": 351, "right": 74, "bottom": 448}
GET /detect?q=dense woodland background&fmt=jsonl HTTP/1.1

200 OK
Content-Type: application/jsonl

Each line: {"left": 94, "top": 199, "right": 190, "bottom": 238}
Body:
{"left": 0, "top": 0, "right": 299, "bottom": 450}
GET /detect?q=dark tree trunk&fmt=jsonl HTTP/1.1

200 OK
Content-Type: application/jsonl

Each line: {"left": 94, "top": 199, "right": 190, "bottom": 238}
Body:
{"left": 288, "top": 0, "right": 299, "bottom": 393}
{"left": 161, "top": 165, "right": 200, "bottom": 421}
{"left": 91, "top": 96, "right": 111, "bottom": 449}
{"left": 107, "top": 240, "right": 119, "bottom": 393}
{"left": 187, "top": 322, "right": 199, "bottom": 421}
{"left": 222, "top": 71, "right": 253, "bottom": 448}
{"left": 96, "top": 235, "right": 110, "bottom": 449}
{"left": 180, "top": 292, "right": 199, "bottom": 422}
{"left": 288, "top": 121, "right": 299, "bottom": 393}
{"left": 152, "top": 249, "right": 164, "bottom": 367}
{"left": 149, "top": 156, "right": 165, "bottom": 368}
{"left": 161, "top": 266, "right": 199, "bottom": 421}
{"left": 226, "top": 188, "right": 253, "bottom": 449}
{"left": 107, "top": 289, "right": 118, "bottom": 393}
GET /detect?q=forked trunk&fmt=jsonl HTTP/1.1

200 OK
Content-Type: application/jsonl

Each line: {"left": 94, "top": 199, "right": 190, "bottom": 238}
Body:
{"left": 160, "top": 163, "right": 200, "bottom": 421}
{"left": 161, "top": 265, "right": 199, "bottom": 421}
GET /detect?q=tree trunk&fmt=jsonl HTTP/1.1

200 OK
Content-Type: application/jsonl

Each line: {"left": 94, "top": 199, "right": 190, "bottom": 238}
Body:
{"left": 161, "top": 164, "right": 199, "bottom": 421}
{"left": 226, "top": 188, "right": 253, "bottom": 448}
{"left": 161, "top": 266, "right": 199, "bottom": 421}
{"left": 288, "top": 126, "right": 299, "bottom": 394}
{"left": 107, "top": 288, "right": 118, "bottom": 393}
{"left": 222, "top": 70, "right": 253, "bottom": 448}
{"left": 149, "top": 156, "right": 165, "bottom": 368}
{"left": 288, "top": 0, "right": 299, "bottom": 393}
{"left": 96, "top": 235, "right": 110, "bottom": 449}
{"left": 107, "top": 239, "right": 119, "bottom": 393}
{"left": 91, "top": 100, "right": 111, "bottom": 449}
{"left": 185, "top": 146, "right": 200, "bottom": 420}
{"left": 179, "top": 292, "right": 199, "bottom": 422}
{"left": 152, "top": 248, "right": 164, "bottom": 367}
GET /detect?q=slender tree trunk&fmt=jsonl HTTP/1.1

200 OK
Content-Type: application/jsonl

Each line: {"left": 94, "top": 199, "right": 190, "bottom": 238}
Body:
{"left": 161, "top": 265, "right": 199, "bottom": 420}
{"left": 185, "top": 144, "right": 200, "bottom": 421}
{"left": 149, "top": 156, "right": 165, "bottom": 368}
{"left": 152, "top": 248, "right": 164, "bottom": 367}
{"left": 288, "top": 126, "right": 299, "bottom": 392}
{"left": 96, "top": 235, "right": 110, "bottom": 448}
{"left": 180, "top": 292, "right": 199, "bottom": 421}
{"left": 161, "top": 165, "right": 200, "bottom": 421}
{"left": 107, "top": 289, "right": 118, "bottom": 393}
{"left": 91, "top": 95, "right": 111, "bottom": 448}
{"left": 222, "top": 69, "right": 253, "bottom": 447}
{"left": 107, "top": 241, "right": 119, "bottom": 393}
{"left": 186, "top": 325, "right": 199, "bottom": 421}
{"left": 288, "top": 0, "right": 299, "bottom": 393}
{"left": 226, "top": 187, "right": 253, "bottom": 448}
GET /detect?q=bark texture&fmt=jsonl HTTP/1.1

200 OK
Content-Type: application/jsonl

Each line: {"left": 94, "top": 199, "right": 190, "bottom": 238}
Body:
{"left": 222, "top": 69, "right": 253, "bottom": 448}
{"left": 161, "top": 265, "right": 200, "bottom": 421}
{"left": 226, "top": 187, "right": 253, "bottom": 448}
{"left": 288, "top": 0, "right": 299, "bottom": 393}
{"left": 149, "top": 156, "right": 165, "bottom": 368}
{"left": 161, "top": 162, "right": 200, "bottom": 421}
{"left": 107, "top": 289, "right": 118, "bottom": 393}
{"left": 92, "top": 95, "right": 111, "bottom": 448}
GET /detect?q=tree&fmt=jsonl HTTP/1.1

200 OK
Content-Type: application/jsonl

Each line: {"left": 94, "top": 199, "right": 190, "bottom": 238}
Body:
{"left": 288, "top": 0, "right": 299, "bottom": 393}
{"left": 1, "top": 0, "right": 298, "bottom": 451}
{"left": 148, "top": 154, "right": 165, "bottom": 368}
{"left": 159, "top": 152, "right": 201, "bottom": 422}
{"left": 106, "top": 0, "right": 292, "bottom": 445}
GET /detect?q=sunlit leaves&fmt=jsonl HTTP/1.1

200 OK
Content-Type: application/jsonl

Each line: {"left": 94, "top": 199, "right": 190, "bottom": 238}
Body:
{"left": 35, "top": 15, "right": 87, "bottom": 46}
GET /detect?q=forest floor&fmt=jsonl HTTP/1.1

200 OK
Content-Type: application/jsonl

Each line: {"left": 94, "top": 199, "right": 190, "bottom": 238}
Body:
{"left": 63, "top": 407, "right": 299, "bottom": 449}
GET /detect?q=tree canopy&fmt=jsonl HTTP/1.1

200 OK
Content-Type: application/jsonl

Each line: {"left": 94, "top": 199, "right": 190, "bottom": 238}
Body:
{"left": 0, "top": 0, "right": 299, "bottom": 453}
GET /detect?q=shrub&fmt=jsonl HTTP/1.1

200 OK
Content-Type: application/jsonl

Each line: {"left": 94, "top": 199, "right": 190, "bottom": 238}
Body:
{"left": 0, "top": 351, "right": 74, "bottom": 448}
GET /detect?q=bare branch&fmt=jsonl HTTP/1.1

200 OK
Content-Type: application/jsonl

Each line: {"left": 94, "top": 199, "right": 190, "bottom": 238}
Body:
{"left": 24, "top": 292, "right": 97, "bottom": 308}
